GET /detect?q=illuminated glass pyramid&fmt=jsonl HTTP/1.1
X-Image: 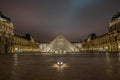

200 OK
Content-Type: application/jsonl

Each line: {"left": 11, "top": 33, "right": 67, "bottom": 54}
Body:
{"left": 42, "top": 35, "right": 79, "bottom": 54}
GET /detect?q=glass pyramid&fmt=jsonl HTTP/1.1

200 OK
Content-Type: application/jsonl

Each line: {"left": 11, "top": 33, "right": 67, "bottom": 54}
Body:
{"left": 42, "top": 35, "right": 79, "bottom": 54}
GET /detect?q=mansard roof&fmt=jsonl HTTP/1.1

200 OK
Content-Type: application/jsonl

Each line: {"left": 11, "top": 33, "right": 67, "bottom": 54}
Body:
{"left": 0, "top": 11, "right": 11, "bottom": 22}
{"left": 111, "top": 12, "right": 120, "bottom": 21}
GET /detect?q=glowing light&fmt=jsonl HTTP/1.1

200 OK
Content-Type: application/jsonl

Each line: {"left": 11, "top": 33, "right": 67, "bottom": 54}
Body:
{"left": 15, "top": 48, "right": 18, "bottom": 51}
{"left": 105, "top": 46, "right": 108, "bottom": 49}
{"left": 52, "top": 63, "right": 69, "bottom": 68}
{"left": 118, "top": 46, "right": 120, "bottom": 48}
{"left": 57, "top": 61, "right": 63, "bottom": 66}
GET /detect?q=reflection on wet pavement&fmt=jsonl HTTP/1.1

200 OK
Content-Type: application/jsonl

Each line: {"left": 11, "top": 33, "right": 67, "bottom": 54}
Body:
{"left": 0, "top": 53, "right": 120, "bottom": 80}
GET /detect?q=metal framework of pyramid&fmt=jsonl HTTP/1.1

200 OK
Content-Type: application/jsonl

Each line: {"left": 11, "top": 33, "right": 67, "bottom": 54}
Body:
{"left": 42, "top": 35, "right": 79, "bottom": 54}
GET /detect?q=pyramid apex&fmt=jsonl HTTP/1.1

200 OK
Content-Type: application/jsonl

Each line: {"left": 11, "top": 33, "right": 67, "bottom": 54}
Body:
{"left": 42, "top": 33, "right": 79, "bottom": 53}
{"left": 56, "top": 33, "right": 65, "bottom": 37}
{"left": 57, "top": 34, "right": 64, "bottom": 37}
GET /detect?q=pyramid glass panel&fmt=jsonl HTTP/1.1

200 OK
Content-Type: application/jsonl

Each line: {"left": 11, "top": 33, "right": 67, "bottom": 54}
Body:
{"left": 42, "top": 35, "right": 79, "bottom": 54}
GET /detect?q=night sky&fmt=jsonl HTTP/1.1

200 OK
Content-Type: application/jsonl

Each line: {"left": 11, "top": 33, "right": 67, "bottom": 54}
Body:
{"left": 0, "top": 0, "right": 120, "bottom": 41}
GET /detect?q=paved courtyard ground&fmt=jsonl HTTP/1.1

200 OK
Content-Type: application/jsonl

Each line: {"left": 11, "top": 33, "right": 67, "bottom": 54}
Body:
{"left": 0, "top": 53, "right": 120, "bottom": 80}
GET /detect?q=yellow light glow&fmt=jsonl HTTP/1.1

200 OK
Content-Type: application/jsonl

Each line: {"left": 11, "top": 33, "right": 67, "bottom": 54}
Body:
{"left": 105, "top": 46, "right": 108, "bottom": 49}
{"left": 118, "top": 46, "right": 120, "bottom": 48}
{"left": 14, "top": 48, "right": 18, "bottom": 50}
{"left": 52, "top": 63, "right": 69, "bottom": 68}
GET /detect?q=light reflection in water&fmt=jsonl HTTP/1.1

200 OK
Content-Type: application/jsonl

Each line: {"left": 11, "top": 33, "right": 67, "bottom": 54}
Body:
{"left": 106, "top": 53, "right": 110, "bottom": 64}
{"left": 106, "top": 52, "right": 109, "bottom": 56}
{"left": 52, "top": 63, "right": 69, "bottom": 80}
{"left": 119, "top": 53, "right": 120, "bottom": 56}
{"left": 58, "top": 66, "right": 63, "bottom": 80}
{"left": 13, "top": 54, "right": 18, "bottom": 66}
{"left": 52, "top": 63, "right": 69, "bottom": 68}
{"left": 10, "top": 54, "right": 18, "bottom": 80}
{"left": 1, "top": 54, "right": 120, "bottom": 80}
{"left": 118, "top": 54, "right": 120, "bottom": 62}
{"left": 105, "top": 53, "right": 114, "bottom": 76}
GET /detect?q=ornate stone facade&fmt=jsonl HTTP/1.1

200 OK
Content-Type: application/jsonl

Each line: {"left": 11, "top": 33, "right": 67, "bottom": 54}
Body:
{"left": 108, "top": 12, "right": 120, "bottom": 52}
{"left": 82, "top": 12, "right": 120, "bottom": 53}
{"left": 1, "top": 11, "right": 120, "bottom": 54}
{"left": 82, "top": 33, "right": 109, "bottom": 52}
{"left": 12, "top": 35, "right": 39, "bottom": 53}
{"left": 0, "top": 12, "right": 39, "bottom": 54}
{"left": 0, "top": 12, "right": 14, "bottom": 54}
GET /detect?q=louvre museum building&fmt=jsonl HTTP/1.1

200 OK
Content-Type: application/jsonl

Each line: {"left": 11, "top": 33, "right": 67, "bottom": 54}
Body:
{"left": 0, "top": 12, "right": 120, "bottom": 54}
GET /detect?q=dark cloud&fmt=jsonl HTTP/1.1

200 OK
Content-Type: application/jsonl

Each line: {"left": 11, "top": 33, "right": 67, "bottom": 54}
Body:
{"left": 0, "top": 0, "right": 120, "bottom": 41}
